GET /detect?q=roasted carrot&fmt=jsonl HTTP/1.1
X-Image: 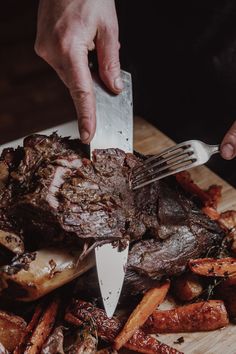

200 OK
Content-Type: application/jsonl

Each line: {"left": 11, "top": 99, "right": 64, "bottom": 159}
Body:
{"left": 24, "top": 298, "right": 59, "bottom": 354}
{"left": 206, "top": 185, "right": 222, "bottom": 206}
{"left": 0, "top": 311, "right": 27, "bottom": 352}
{"left": 14, "top": 303, "right": 43, "bottom": 354}
{"left": 202, "top": 206, "right": 220, "bottom": 220}
{"left": 65, "top": 299, "right": 182, "bottom": 354}
{"left": 216, "top": 280, "right": 236, "bottom": 320}
{"left": 172, "top": 273, "right": 203, "bottom": 302}
{"left": 114, "top": 281, "right": 170, "bottom": 350}
{"left": 218, "top": 210, "right": 236, "bottom": 254}
{"left": 143, "top": 300, "right": 229, "bottom": 333}
{"left": 65, "top": 299, "right": 123, "bottom": 343}
{"left": 189, "top": 257, "right": 236, "bottom": 277}
{"left": 218, "top": 210, "right": 236, "bottom": 230}
{"left": 228, "top": 229, "right": 236, "bottom": 255}
{"left": 176, "top": 172, "right": 222, "bottom": 208}
{"left": 125, "top": 328, "right": 183, "bottom": 354}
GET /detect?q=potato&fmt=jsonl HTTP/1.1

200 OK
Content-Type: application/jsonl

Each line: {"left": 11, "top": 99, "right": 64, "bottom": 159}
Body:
{"left": 172, "top": 273, "right": 203, "bottom": 301}
{"left": 0, "top": 310, "right": 26, "bottom": 351}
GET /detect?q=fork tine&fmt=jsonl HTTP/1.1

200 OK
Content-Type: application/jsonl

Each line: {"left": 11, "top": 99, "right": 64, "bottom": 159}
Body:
{"left": 132, "top": 147, "right": 194, "bottom": 182}
{"left": 132, "top": 155, "right": 196, "bottom": 189}
{"left": 133, "top": 141, "right": 192, "bottom": 173}
{"left": 132, "top": 165, "right": 188, "bottom": 190}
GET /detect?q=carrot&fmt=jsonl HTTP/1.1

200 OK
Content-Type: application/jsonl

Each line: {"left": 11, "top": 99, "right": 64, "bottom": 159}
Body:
{"left": 189, "top": 257, "right": 236, "bottom": 277}
{"left": 125, "top": 328, "right": 183, "bottom": 354}
{"left": 217, "top": 280, "right": 236, "bottom": 320}
{"left": 218, "top": 210, "right": 236, "bottom": 230}
{"left": 176, "top": 172, "right": 222, "bottom": 208}
{"left": 143, "top": 300, "right": 229, "bottom": 333}
{"left": 24, "top": 298, "right": 59, "bottom": 354}
{"left": 14, "top": 303, "right": 43, "bottom": 354}
{"left": 202, "top": 206, "right": 220, "bottom": 220}
{"left": 113, "top": 281, "right": 170, "bottom": 350}
{"left": 65, "top": 298, "right": 182, "bottom": 354}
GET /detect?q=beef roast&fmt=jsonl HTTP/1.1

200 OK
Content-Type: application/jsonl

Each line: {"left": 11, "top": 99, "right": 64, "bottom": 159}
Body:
{"left": 128, "top": 180, "right": 224, "bottom": 279}
{"left": 0, "top": 150, "right": 24, "bottom": 257}
{"left": 0, "top": 133, "right": 225, "bottom": 280}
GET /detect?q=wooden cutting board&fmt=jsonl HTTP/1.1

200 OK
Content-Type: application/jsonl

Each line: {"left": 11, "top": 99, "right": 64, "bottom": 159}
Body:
{"left": 134, "top": 116, "right": 236, "bottom": 354}
{"left": 1, "top": 117, "right": 235, "bottom": 354}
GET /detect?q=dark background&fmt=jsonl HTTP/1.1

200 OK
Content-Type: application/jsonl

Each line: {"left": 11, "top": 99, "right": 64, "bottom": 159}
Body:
{"left": 0, "top": 1, "right": 235, "bottom": 186}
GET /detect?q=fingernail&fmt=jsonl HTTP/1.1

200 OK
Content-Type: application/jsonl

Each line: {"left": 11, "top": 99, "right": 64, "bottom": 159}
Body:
{"left": 80, "top": 129, "right": 90, "bottom": 143}
{"left": 221, "top": 143, "right": 234, "bottom": 159}
{"left": 114, "top": 77, "right": 123, "bottom": 91}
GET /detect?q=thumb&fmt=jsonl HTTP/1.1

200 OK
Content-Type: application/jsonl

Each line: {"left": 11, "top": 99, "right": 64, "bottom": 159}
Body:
{"left": 96, "top": 25, "right": 123, "bottom": 94}
{"left": 221, "top": 120, "right": 236, "bottom": 160}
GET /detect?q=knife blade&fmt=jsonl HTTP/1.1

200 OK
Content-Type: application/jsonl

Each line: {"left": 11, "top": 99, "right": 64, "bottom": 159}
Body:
{"left": 91, "top": 70, "right": 133, "bottom": 318}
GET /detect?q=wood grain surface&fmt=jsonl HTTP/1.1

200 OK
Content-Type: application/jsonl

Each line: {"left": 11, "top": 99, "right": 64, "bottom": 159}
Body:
{"left": 134, "top": 116, "right": 236, "bottom": 212}
{"left": 1, "top": 117, "right": 235, "bottom": 354}
{"left": 133, "top": 116, "right": 236, "bottom": 354}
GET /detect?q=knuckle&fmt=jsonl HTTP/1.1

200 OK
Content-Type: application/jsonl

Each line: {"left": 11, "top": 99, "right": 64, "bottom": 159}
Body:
{"left": 227, "top": 129, "right": 236, "bottom": 140}
{"left": 34, "top": 39, "right": 48, "bottom": 59}
{"left": 102, "top": 55, "right": 120, "bottom": 73}
{"left": 105, "top": 21, "right": 119, "bottom": 36}
{"left": 100, "top": 22, "right": 119, "bottom": 40}
{"left": 50, "top": 22, "right": 73, "bottom": 56}
{"left": 70, "top": 88, "right": 94, "bottom": 119}
{"left": 70, "top": 88, "right": 91, "bottom": 104}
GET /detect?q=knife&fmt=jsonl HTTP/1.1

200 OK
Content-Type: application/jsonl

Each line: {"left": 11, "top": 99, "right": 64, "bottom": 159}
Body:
{"left": 91, "top": 70, "right": 133, "bottom": 318}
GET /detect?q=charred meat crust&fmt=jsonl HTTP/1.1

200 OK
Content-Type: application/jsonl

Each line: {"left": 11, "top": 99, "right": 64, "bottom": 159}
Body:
{"left": 0, "top": 133, "right": 225, "bottom": 281}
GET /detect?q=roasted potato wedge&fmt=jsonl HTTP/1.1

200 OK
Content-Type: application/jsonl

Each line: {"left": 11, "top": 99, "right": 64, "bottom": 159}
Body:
{"left": 0, "top": 310, "right": 27, "bottom": 352}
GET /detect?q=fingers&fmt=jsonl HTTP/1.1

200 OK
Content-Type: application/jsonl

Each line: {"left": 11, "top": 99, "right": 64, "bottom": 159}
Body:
{"left": 221, "top": 121, "right": 236, "bottom": 160}
{"left": 96, "top": 24, "right": 123, "bottom": 94}
{"left": 66, "top": 48, "right": 96, "bottom": 144}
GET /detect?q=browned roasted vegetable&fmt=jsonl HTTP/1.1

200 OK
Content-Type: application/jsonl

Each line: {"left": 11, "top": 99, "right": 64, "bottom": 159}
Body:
{"left": 41, "top": 326, "right": 65, "bottom": 354}
{"left": 228, "top": 229, "right": 236, "bottom": 255}
{"left": 65, "top": 299, "right": 122, "bottom": 343}
{"left": 0, "top": 248, "right": 95, "bottom": 301}
{"left": 216, "top": 280, "right": 236, "bottom": 320}
{"left": 201, "top": 206, "right": 220, "bottom": 220}
{"left": 143, "top": 300, "right": 229, "bottom": 333}
{"left": 0, "top": 230, "right": 24, "bottom": 255}
{"left": 218, "top": 211, "right": 236, "bottom": 254}
{"left": 0, "top": 310, "right": 27, "bottom": 352}
{"left": 14, "top": 303, "right": 44, "bottom": 354}
{"left": 176, "top": 172, "right": 222, "bottom": 208}
{"left": 67, "top": 330, "right": 97, "bottom": 354}
{"left": 219, "top": 210, "right": 236, "bottom": 230}
{"left": 114, "top": 281, "right": 170, "bottom": 350}
{"left": 65, "top": 299, "right": 182, "bottom": 354}
{"left": 125, "top": 329, "right": 183, "bottom": 354}
{"left": 189, "top": 257, "right": 236, "bottom": 277}
{"left": 24, "top": 297, "right": 60, "bottom": 354}
{"left": 172, "top": 273, "right": 203, "bottom": 302}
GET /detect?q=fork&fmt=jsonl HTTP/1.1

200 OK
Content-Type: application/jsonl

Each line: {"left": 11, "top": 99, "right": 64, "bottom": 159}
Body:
{"left": 132, "top": 140, "right": 220, "bottom": 190}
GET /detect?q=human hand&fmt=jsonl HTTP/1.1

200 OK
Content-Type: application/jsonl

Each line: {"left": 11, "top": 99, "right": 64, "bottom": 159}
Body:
{"left": 35, "top": 0, "right": 122, "bottom": 144}
{"left": 220, "top": 121, "right": 236, "bottom": 160}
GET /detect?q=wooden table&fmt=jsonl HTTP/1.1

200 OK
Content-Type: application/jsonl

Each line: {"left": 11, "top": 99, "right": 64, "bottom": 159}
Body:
{"left": 1, "top": 117, "right": 236, "bottom": 354}
{"left": 134, "top": 116, "right": 236, "bottom": 354}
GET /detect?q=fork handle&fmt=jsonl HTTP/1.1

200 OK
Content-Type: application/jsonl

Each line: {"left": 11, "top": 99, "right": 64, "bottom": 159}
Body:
{"left": 208, "top": 144, "right": 220, "bottom": 156}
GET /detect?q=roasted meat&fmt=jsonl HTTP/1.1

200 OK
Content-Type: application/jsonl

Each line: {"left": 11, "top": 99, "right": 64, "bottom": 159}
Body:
{"left": 0, "top": 132, "right": 231, "bottom": 353}
{"left": 0, "top": 133, "right": 224, "bottom": 283}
